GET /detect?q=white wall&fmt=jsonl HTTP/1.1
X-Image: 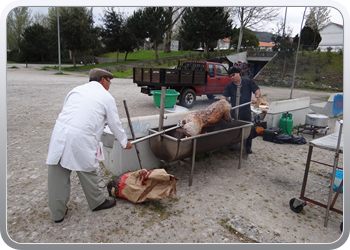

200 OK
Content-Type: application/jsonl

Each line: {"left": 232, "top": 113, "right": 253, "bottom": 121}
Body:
{"left": 318, "top": 23, "right": 343, "bottom": 51}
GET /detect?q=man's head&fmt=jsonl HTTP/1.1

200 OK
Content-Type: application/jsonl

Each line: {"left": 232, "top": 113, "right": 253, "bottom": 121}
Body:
{"left": 228, "top": 67, "right": 241, "bottom": 85}
{"left": 89, "top": 68, "right": 114, "bottom": 90}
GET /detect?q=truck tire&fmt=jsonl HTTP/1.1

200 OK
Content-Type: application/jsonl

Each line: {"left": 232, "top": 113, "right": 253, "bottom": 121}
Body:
{"left": 179, "top": 89, "right": 196, "bottom": 108}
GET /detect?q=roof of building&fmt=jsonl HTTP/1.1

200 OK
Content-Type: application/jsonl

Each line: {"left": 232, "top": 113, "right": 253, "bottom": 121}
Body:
{"left": 332, "top": 22, "right": 343, "bottom": 28}
{"left": 259, "top": 41, "right": 274, "bottom": 47}
{"left": 222, "top": 38, "right": 230, "bottom": 42}
{"left": 322, "top": 22, "right": 343, "bottom": 30}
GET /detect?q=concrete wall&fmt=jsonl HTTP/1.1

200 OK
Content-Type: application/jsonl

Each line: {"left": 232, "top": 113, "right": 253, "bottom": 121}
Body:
{"left": 226, "top": 51, "right": 248, "bottom": 63}
{"left": 101, "top": 111, "right": 191, "bottom": 176}
{"left": 265, "top": 97, "right": 310, "bottom": 129}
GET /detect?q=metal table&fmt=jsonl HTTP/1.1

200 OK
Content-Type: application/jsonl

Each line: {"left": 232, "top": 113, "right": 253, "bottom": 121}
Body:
{"left": 290, "top": 121, "right": 343, "bottom": 228}
{"left": 297, "top": 124, "right": 329, "bottom": 138}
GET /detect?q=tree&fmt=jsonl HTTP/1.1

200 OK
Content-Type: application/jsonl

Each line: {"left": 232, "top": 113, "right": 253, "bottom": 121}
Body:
{"left": 58, "top": 7, "right": 96, "bottom": 67}
{"left": 128, "top": 7, "right": 171, "bottom": 62}
{"left": 297, "top": 26, "right": 321, "bottom": 51}
{"left": 271, "top": 19, "right": 295, "bottom": 72}
{"left": 32, "top": 11, "right": 49, "bottom": 28}
{"left": 119, "top": 18, "right": 144, "bottom": 61}
{"left": 101, "top": 8, "right": 124, "bottom": 62}
{"left": 163, "top": 7, "right": 187, "bottom": 53}
{"left": 306, "top": 7, "right": 331, "bottom": 31}
{"left": 179, "top": 7, "right": 232, "bottom": 57}
{"left": 19, "top": 23, "right": 50, "bottom": 62}
{"left": 230, "top": 27, "right": 259, "bottom": 49}
{"left": 305, "top": 7, "right": 331, "bottom": 50}
{"left": 7, "top": 7, "right": 32, "bottom": 50}
{"left": 229, "top": 7, "right": 281, "bottom": 52}
{"left": 80, "top": 8, "right": 101, "bottom": 65}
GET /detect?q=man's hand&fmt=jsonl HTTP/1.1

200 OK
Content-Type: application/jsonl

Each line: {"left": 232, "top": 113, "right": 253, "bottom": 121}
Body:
{"left": 124, "top": 141, "right": 133, "bottom": 150}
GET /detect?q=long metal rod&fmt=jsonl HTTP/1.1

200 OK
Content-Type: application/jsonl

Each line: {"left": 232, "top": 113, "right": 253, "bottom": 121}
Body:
{"left": 300, "top": 145, "right": 313, "bottom": 199}
{"left": 189, "top": 138, "right": 197, "bottom": 186}
{"left": 324, "top": 122, "right": 343, "bottom": 227}
{"left": 235, "top": 85, "right": 241, "bottom": 120}
{"left": 290, "top": 7, "right": 307, "bottom": 99}
{"left": 231, "top": 101, "right": 252, "bottom": 111}
{"left": 57, "top": 7, "right": 61, "bottom": 73}
{"left": 238, "top": 126, "right": 244, "bottom": 169}
{"left": 123, "top": 100, "right": 143, "bottom": 169}
{"left": 158, "top": 86, "right": 166, "bottom": 142}
{"left": 130, "top": 125, "right": 181, "bottom": 145}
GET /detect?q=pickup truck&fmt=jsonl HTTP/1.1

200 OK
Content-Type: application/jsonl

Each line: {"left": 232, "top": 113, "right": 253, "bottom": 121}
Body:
{"left": 133, "top": 61, "right": 232, "bottom": 108}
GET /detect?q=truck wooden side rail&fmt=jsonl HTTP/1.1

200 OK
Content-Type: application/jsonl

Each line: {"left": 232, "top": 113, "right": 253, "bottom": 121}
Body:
{"left": 133, "top": 68, "right": 208, "bottom": 87}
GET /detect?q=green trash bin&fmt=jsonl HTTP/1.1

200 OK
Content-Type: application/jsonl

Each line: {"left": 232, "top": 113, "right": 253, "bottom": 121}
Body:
{"left": 151, "top": 89, "right": 180, "bottom": 108}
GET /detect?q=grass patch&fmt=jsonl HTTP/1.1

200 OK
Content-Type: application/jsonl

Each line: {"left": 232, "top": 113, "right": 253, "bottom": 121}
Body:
{"left": 259, "top": 51, "right": 343, "bottom": 91}
{"left": 39, "top": 66, "right": 51, "bottom": 70}
{"left": 105, "top": 50, "right": 193, "bottom": 61}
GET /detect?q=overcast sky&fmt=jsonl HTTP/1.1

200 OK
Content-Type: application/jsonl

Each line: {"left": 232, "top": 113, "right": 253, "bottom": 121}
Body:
{"left": 29, "top": 6, "right": 343, "bottom": 38}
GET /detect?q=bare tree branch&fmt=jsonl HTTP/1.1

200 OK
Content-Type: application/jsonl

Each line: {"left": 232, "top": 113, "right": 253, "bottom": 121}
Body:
{"left": 229, "top": 7, "right": 281, "bottom": 52}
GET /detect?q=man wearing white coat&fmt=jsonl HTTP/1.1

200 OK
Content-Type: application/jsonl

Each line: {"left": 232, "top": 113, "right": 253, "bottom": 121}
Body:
{"left": 46, "top": 68, "right": 132, "bottom": 223}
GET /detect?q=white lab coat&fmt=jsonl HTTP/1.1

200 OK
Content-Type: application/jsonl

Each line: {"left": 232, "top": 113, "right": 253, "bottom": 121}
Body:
{"left": 46, "top": 81, "right": 128, "bottom": 172}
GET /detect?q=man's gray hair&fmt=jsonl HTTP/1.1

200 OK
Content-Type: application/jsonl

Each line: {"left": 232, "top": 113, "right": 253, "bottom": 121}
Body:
{"left": 89, "top": 77, "right": 103, "bottom": 82}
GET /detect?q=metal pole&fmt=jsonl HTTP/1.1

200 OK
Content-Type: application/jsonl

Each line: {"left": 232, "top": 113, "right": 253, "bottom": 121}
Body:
{"left": 57, "top": 7, "right": 62, "bottom": 73}
{"left": 235, "top": 85, "right": 241, "bottom": 120}
{"left": 282, "top": 7, "right": 288, "bottom": 37}
{"left": 123, "top": 100, "right": 143, "bottom": 170}
{"left": 290, "top": 7, "right": 307, "bottom": 99}
{"left": 238, "top": 127, "right": 244, "bottom": 169}
{"left": 158, "top": 86, "right": 166, "bottom": 141}
{"left": 130, "top": 125, "right": 181, "bottom": 145}
{"left": 189, "top": 138, "right": 197, "bottom": 186}
{"left": 324, "top": 121, "right": 343, "bottom": 227}
{"left": 231, "top": 101, "right": 252, "bottom": 111}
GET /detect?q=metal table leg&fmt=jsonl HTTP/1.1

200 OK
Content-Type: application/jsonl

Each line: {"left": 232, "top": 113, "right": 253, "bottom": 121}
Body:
{"left": 300, "top": 145, "right": 313, "bottom": 199}
{"left": 325, "top": 123, "right": 343, "bottom": 227}
{"left": 238, "top": 127, "right": 244, "bottom": 169}
{"left": 189, "top": 138, "right": 197, "bottom": 186}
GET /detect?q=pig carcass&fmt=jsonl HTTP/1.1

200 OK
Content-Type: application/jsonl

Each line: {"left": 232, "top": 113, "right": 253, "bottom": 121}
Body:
{"left": 176, "top": 96, "right": 232, "bottom": 137}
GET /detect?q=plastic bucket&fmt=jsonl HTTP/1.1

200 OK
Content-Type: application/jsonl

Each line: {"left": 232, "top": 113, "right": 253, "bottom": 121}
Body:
{"left": 151, "top": 89, "right": 180, "bottom": 108}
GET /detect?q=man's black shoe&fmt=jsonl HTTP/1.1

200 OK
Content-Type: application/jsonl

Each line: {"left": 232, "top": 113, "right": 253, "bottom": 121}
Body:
{"left": 54, "top": 206, "right": 68, "bottom": 223}
{"left": 246, "top": 148, "right": 253, "bottom": 154}
{"left": 93, "top": 199, "right": 116, "bottom": 212}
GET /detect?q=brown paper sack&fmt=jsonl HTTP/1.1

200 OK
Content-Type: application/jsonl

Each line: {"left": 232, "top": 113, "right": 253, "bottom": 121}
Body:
{"left": 107, "top": 169, "right": 179, "bottom": 203}
{"left": 253, "top": 94, "right": 268, "bottom": 108}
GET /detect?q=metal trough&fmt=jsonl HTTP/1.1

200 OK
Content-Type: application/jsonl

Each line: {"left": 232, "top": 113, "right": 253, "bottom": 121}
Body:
{"left": 148, "top": 120, "right": 253, "bottom": 185}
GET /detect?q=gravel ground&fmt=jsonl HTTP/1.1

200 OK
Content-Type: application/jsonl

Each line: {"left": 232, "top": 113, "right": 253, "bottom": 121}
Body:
{"left": 5, "top": 63, "right": 345, "bottom": 246}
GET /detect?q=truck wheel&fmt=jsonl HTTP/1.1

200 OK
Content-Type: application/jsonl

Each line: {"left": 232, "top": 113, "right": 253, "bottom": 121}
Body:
{"left": 206, "top": 94, "right": 214, "bottom": 100}
{"left": 180, "top": 89, "right": 196, "bottom": 108}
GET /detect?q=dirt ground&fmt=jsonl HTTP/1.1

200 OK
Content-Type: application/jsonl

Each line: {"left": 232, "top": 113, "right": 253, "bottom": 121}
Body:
{"left": 5, "top": 63, "right": 345, "bottom": 247}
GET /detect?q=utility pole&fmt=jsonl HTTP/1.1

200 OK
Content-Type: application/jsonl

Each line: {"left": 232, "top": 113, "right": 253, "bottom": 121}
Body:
{"left": 282, "top": 7, "right": 287, "bottom": 37}
{"left": 290, "top": 7, "right": 307, "bottom": 99}
{"left": 90, "top": 7, "right": 94, "bottom": 64}
{"left": 57, "top": 7, "right": 62, "bottom": 73}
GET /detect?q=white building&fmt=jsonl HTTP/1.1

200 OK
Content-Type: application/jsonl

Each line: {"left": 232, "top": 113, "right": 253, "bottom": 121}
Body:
{"left": 317, "top": 22, "right": 343, "bottom": 52}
